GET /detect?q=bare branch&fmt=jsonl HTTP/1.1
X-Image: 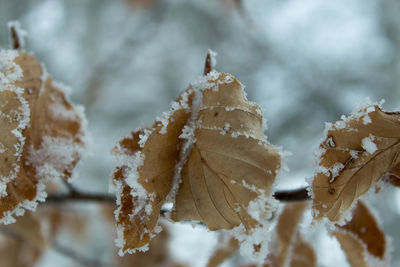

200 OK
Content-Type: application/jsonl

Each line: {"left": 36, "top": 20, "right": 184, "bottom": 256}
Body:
{"left": 203, "top": 50, "right": 213, "bottom": 75}
{"left": 46, "top": 191, "right": 115, "bottom": 204}
{"left": 273, "top": 187, "right": 311, "bottom": 202}
{"left": 9, "top": 25, "right": 21, "bottom": 50}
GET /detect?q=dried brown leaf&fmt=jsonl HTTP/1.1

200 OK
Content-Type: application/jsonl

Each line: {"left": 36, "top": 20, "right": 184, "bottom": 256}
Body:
{"left": 111, "top": 89, "right": 194, "bottom": 254}
{"left": 7, "top": 211, "right": 46, "bottom": 250}
{"left": 206, "top": 235, "right": 239, "bottom": 267}
{"left": 268, "top": 202, "right": 308, "bottom": 267}
{"left": 172, "top": 73, "right": 281, "bottom": 233}
{"left": 0, "top": 50, "right": 87, "bottom": 223}
{"left": 289, "top": 234, "right": 316, "bottom": 267}
{"left": 333, "top": 201, "right": 387, "bottom": 267}
{"left": 312, "top": 105, "right": 400, "bottom": 222}
{"left": 0, "top": 234, "right": 41, "bottom": 267}
{"left": 117, "top": 222, "right": 187, "bottom": 267}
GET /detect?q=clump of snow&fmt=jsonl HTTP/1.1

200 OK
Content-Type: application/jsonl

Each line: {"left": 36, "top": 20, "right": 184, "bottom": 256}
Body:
{"left": 28, "top": 136, "right": 86, "bottom": 180}
{"left": 362, "top": 134, "right": 377, "bottom": 154}
{"left": 328, "top": 162, "right": 344, "bottom": 183}
{"left": 166, "top": 88, "right": 202, "bottom": 205}
{"left": 230, "top": 223, "right": 273, "bottom": 263}
{"left": 0, "top": 50, "right": 23, "bottom": 85}
{"left": 138, "top": 129, "right": 152, "bottom": 148}
{"left": 0, "top": 179, "right": 47, "bottom": 225}
{"left": 156, "top": 88, "right": 192, "bottom": 134}
{"left": 207, "top": 49, "right": 217, "bottom": 69}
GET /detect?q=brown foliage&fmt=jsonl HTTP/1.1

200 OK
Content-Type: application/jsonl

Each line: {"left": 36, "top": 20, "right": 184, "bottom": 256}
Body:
{"left": 312, "top": 105, "right": 400, "bottom": 222}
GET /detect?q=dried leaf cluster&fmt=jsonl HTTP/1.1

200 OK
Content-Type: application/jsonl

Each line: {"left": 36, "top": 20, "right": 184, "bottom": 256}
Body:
{"left": 1, "top": 25, "right": 400, "bottom": 267}
{"left": 111, "top": 71, "right": 281, "bottom": 260}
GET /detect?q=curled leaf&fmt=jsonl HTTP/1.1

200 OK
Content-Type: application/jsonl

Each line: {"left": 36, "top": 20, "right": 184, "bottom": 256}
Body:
{"left": 0, "top": 49, "right": 88, "bottom": 223}
{"left": 171, "top": 72, "right": 281, "bottom": 261}
{"left": 111, "top": 89, "right": 194, "bottom": 254}
{"left": 333, "top": 201, "right": 387, "bottom": 267}
{"left": 312, "top": 105, "right": 400, "bottom": 223}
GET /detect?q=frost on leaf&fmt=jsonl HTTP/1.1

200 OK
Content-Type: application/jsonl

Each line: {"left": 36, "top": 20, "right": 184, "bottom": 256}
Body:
{"left": 171, "top": 73, "right": 281, "bottom": 261}
{"left": 0, "top": 50, "right": 88, "bottom": 224}
{"left": 267, "top": 202, "right": 310, "bottom": 267}
{"left": 333, "top": 201, "right": 387, "bottom": 267}
{"left": 312, "top": 105, "right": 400, "bottom": 223}
{"left": 111, "top": 71, "right": 280, "bottom": 260}
{"left": 117, "top": 222, "right": 185, "bottom": 267}
{"left": 111, "top": 89, "right": 194, "bottom": 255}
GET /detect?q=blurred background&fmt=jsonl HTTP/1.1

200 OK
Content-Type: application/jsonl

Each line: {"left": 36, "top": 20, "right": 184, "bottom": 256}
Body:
{"left": 1, "top": 0, "right": 400, "bottom": 266}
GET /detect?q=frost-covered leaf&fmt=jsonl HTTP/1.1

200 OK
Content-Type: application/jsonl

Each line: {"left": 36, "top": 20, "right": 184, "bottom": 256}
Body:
{"left": 171, "top": 72, "right": 281, "bottom": 261}
{"left": 268, "top": 202, "right": 308, "bottom": 266}
{"left": 117, "top": 222, "right": 186, "bottom": 267}
{"left": 0, "top": 49, "right": 88, "bottom": 224}
{"left": 111, "top": 89, "right": 194, "bottom": 255}
{"left": 312, "top": 105, "right": 400, "bottom": 223}
{"left": 206, "top": 235, "right": 239, "bottom": 267}
{"left": 111, "top": 71, "right": 280, "bottom": 260}
{"left": 333, "top": 201, "right": 387, "bottom": 267}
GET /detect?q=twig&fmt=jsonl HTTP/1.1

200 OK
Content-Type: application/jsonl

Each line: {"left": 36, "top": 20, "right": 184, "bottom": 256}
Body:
{"left": 273, "top": 187, "right": 310, "bottom": 202}
{"left": 46, "top": 191, "right": 115, "bottom": 204}
{"left": 9, "top": 24, "right": 21, "bottom": 50}
{"left": 203, "top": 50, "right": 213, "bottom": 75}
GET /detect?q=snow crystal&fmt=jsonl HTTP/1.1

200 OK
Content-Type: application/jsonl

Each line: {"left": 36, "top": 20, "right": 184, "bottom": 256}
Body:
{"left": 328, "top": 162, "right": 344, "bottom": 183}
{"left": 138, "top": 129, "right": 153, "bottom": 148}
{"left": 190, "top": 70, "right": 220, "bottom": 92}
{"left": 28, "top": 136, "right": 86, "bottom": 180}
{"left": 0, "top": 179, "right": 47, "bottom": 225}
{"left": 166, "top": 89, "right": 202, "bottom": 206}
{"left": 362, "top": 134, "right": 377, "bottom": 154}
{"left": 0, "top": 49, "right": 22, "bottom": 85}
{"left": 156, "top": 89, "right": 192, "bottom": 134}
{"left": 48, "top": 88, "right": 81, "bottom": 121}
{"left": 230, "top": 222, "right": 273, "bottom": 263}
{"left": 207, "top": 49, "right": 217, "bottom": 69}
{"left": 350, "top": 150, "right": 359, "bottom": 159}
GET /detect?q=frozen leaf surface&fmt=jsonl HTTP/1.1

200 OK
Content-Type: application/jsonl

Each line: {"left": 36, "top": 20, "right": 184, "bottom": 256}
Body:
{"left": 112, "top": 71, "right": 281, "bottom": 261}
{"left": 333, "top": 201, "right": 387, "bottom": 267}
{"left": 111, "top": 89, "right": 194, "bottom": 255}
{"left": 171, "top": 73, "right": 281, "bottom": 261}
{"left": 312, "top": 105, "right": 400, "bottom": 223}
{"left": 0, "top": 50, "right": 88, "bottom": 224}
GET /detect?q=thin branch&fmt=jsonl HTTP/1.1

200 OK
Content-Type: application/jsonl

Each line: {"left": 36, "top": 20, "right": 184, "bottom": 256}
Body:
{"left": 62, "top": 179, "right": 79, "bottom": 194}
{"left": 9, "top": 24, "right": 21, "bottom": 50}
{"left": 203, "top": 50, "right": 213, "bottom": 75}
{"left": 46, "top": 191, "right": 115, "bottom": 204}
{"left": 273, "top": 187, "right": 310, "bottom": 202}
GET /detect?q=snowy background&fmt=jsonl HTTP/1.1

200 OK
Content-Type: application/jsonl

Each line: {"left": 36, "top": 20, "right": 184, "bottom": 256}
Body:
{"left": 1, "top": 0, "right": 400, "bottom": 266}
